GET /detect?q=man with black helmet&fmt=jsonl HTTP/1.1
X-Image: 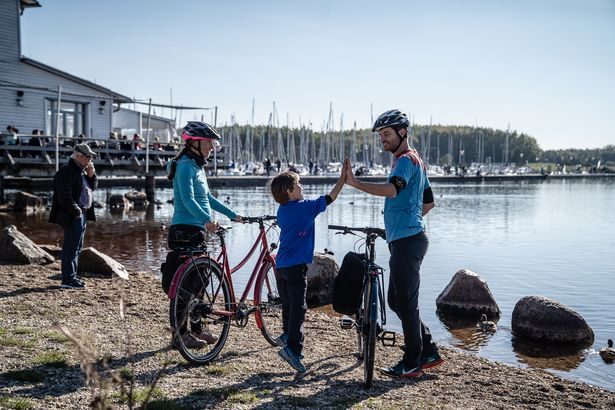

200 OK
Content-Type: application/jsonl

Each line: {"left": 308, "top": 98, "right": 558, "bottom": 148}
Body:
{"left": 344, "top": 109, "right": 442, "bottom": 378}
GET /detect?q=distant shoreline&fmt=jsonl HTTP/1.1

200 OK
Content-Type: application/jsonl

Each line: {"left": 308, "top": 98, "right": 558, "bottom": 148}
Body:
{"left": 2, "top": 173, "right": 613, "bottom": 191}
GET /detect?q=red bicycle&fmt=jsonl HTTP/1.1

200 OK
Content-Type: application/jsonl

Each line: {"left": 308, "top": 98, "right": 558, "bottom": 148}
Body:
{"left": 167, "top": 215, "right": 282, "bottom": 364}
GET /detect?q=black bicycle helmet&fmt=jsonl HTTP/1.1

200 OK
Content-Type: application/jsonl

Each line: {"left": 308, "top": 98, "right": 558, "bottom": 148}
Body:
{"left": 181, "top": 121, "right": 221, "bottom": 140}
{"left": 372, "top": 109, "right": 410, "bottom": 132}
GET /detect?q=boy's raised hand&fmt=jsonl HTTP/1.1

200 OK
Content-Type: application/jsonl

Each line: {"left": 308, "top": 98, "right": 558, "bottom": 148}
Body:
{"left": 344, "top": 158, "right": 357, "bottom": 186}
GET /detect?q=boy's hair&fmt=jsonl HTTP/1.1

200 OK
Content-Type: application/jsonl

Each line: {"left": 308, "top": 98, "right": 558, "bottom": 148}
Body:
{"left": 270, "top": 171, "right": 299, "bottom": 204}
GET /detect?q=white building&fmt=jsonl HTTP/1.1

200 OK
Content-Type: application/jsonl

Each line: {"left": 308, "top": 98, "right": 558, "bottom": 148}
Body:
{"left": 0, "top": 0, "right": 174, "bottom": 141}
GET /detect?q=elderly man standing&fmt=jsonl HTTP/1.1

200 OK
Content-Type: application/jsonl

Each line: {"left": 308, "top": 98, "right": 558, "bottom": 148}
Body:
{"left": 49, "top": 143, "right": 98, "bottom": 289}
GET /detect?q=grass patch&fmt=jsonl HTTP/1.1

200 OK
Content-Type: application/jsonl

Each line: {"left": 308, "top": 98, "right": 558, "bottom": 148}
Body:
{"left": 285, "top": 395, "right": 317, "bottom": 407}
{"left": 0, "top": 397, "right": 34, "bottom": 410}
{"left": 43, "top": 331, "right": 69, "bottom": 343}
{"left": 4, "top": 369, "right": 45, "bottom": 383}
{"left": 191, "top": 386, "right": 238, "bottom": 402}
{"left": 144, "top": 399, "right": 187, "bottom": 410}
{"left": 113, "top": 387, "right": 165, "bottom": 404}
{"left": 0, "top": 336, "right": 36, "bottom": 348}
{"left": 13, "top": 327, "right": 34, "bottom": 335}
{"left": 332, "top": 397, "right": 359, "bottom": 408}
{"left": 119, "top": 367, "right": 134, "bottom": 381}
{"left": 33, "top": 351, "right": 69, "bottom": 368}
{"left": 222, "top": 350, "right": 240, "bottom": 357}
{"left": 228, "top": 390, "right": 258, "bottom": 404}
{"left": 360, "top": 397, "right": 397, "bottom": 409}
{"left": 162, "top": 357, "right": 189, "bottom": 366}
{"left": 0, "top": 328, "right": 7, "bottom": 336}
{"left": 204, "top": 364, "right": 231, "bottom": 376}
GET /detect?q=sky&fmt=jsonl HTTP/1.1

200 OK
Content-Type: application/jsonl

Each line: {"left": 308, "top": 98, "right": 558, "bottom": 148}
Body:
{"left": 19, "top": 0, "right": 615, "bottom": 149}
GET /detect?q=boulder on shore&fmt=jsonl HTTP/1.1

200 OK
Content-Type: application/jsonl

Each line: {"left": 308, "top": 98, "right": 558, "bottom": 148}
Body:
{"left": 14, "top": 191, "right": 45, "bottom": 213}
{"left": 0, "top": 225, "right": 54, "bottom": 265}
{"left": 436, "top": 268, "right": 500, "bottom": 318}
{"left": 306, "top": 253, "right": 338, "bottom": 308}
{"left": 38, "top": 244, "right": 62, "bottom": 259}
{"left": 78, "top": 247, "right": 129, "bottom": 280}
{"left": 512, "top": 296, "right": 594, "bottom": 344}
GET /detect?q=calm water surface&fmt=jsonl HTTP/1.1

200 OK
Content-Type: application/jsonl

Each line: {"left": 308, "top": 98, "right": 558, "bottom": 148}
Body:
{"left": 3, "top": 179, "right": 614, "bottom": 391}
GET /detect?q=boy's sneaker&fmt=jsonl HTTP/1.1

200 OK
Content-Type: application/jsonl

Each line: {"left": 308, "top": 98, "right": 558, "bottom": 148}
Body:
{"left": 278, "top": 346, "right": 306, "bottom": 373}
{"left": 380, "top": 360, "right": 424, "bottom": 378}
{"left": 275, "top": 333, "right": 288, "bottom": 347}
{"left": 60, "top": 279, "right": 86, "bottom": 289}
{"left": 420, "top": 351, "right": 444, "bottom": 370}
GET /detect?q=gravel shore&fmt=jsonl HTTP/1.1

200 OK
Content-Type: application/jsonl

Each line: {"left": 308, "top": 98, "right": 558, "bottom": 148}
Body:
{"left": 1, "top": 263, "right": 614, "bottom": 409}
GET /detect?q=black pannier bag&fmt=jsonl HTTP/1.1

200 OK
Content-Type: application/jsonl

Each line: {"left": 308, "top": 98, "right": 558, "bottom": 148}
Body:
{"left": 161, "top": 251, "right": 181, "bottom": 294}
{"left": 161, "top": 225, "right": 205, "bottom": 295}
{"left": 332, "top": 251, "right": 367, "bottom": 315}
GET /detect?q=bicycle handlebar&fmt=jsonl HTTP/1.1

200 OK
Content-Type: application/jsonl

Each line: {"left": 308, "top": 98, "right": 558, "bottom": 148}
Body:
{"left": 243, "top": 215, "right": 277, "bottom": 224}
{"left": 328, "top": 225, "right": 386, "bottom": 240}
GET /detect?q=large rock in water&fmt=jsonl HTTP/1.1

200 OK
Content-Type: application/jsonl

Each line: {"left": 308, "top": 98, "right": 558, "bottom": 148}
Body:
{"left": 124, "top": 191, "right": 148, "bottom": 210}
{"left": 306, "top": 253, "right": 339, "bottom": 308}
{"left": 436, "top": 268, "right": 500, "bottom": 318}
{"left": 14, "top": 191, "right": 45, "bottom": 212}
{"left": 0, "top": 225, "right": 54, "bottom": 265}
{"left": 512, "top": 296, "right": 594, "bottom": 344}
{"left": 78, "top": 247, "right": 129, "bottom": 279}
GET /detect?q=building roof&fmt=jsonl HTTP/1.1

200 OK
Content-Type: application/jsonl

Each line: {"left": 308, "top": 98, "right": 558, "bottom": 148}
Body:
{"left": 21, "top": 57, "right": 132, "bottom": 103}
{"left": 20, "top": 0, "right": 41, "bottom": 13}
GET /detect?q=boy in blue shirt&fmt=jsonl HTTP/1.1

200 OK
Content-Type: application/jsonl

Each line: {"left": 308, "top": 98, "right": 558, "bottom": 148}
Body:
{"left": 270, "top": 161, "right": 347, "bottom": 373}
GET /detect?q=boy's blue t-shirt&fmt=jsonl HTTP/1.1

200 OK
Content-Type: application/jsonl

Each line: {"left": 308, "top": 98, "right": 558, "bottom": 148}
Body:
{"left": 276, "top": 196, "right": 327, "bottom": 268}
{"left": 384, "top": 150, "right": 430, "bottom": 243}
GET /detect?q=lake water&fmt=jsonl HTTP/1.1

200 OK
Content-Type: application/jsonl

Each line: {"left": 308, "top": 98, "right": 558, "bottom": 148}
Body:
{"left": 2, "top": 178, "right": 614, "bottom": 391}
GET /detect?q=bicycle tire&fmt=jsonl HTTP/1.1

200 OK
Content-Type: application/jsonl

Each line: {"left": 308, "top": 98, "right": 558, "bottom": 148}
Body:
{"left": 363, "top": 276, "right": 378, "bottom": 388}
{"left": 169, "top": 257, "right": 231, "bottom": 365}
{"left": 254, "top": 263, "right": 284, "bottom": 346}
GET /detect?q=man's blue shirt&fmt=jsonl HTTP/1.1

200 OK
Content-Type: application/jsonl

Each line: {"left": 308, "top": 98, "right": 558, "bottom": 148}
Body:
{"left": 384, "top": 150, "right": 430, "bottom": 242}
{"left": 276, "top": 196, "right": 327, "bottom": 268}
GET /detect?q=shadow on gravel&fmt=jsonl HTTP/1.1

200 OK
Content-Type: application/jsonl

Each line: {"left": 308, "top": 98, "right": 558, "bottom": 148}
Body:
{"left": 0, "top": 286, "right": 58, "bottom": 299}
{"left": 163, "top": 351, "right": 437, "bottom": 408}
{"left": 0, "top": 364, "right": 84, "bottom": 398}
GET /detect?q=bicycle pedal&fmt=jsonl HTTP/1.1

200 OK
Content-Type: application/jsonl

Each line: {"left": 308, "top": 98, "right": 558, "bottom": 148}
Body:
{"left": 380, "top": 330, "right": 396, "bottom": 347}
{"left": 339, "top": 315, "right": 355, "bottom": 330}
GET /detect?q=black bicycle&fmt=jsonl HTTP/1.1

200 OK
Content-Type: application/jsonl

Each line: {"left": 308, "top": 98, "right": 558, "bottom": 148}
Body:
{"left": 328, "top": 225, "right": 396, "bottom": 388}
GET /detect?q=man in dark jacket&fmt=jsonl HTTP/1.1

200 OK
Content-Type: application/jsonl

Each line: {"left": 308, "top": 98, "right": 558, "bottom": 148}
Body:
{"left": 49, "top": 143, "right": 98, "bottom": 289}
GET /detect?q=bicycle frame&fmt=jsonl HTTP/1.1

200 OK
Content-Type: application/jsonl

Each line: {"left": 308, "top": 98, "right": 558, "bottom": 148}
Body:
{"left": 167, "top": 219, "right": 277, "bottom": 327}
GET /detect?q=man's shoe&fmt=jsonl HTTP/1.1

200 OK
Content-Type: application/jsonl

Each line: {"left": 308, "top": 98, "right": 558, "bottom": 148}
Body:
{"left": 278, "top": 346, "right": 306, "bottom": 373}
{"left": 420, "top": 352, "right": 444, "bottom": 370}
{"left": 178, "top": 332, "right": 207, "bottom": 349}
{"left": 192, "top": 329, "right": 218, "bottom": 345}
{"left": 380, "top": 361, "right": 424, "bottom": 378}
{"left": 275, "top": 333, "right": 288, "bottom": 347}
{"left": 60, "top": 279, "right": 86, "bottom": 289}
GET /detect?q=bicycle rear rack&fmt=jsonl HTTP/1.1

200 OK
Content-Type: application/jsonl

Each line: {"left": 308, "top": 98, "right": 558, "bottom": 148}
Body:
{"left": 380, "top": 330, "right": 396, "bottom": 347}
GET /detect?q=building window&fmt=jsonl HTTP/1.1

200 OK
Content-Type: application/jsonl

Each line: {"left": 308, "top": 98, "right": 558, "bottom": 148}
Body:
{"left": 45, "top": 100, "right": 87, "bottom": 138}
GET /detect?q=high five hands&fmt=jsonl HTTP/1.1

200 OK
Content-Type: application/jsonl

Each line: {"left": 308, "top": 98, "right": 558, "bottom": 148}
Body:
{"left": 342, "top": 157, "right": 357, "bottom": 187}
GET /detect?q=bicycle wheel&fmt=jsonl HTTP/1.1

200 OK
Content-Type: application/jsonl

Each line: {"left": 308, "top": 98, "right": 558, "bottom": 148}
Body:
{"left": 254, "top": 262, "right": 284, "bottom": 346}
{"left": 169, "top": 257, "right": 231, "bottom": 364}
{"left": 363, "top": 276, "right": 378, "bottom": 388}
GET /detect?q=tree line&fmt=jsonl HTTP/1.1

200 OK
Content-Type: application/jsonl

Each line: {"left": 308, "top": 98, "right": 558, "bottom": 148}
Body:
{"left": 212, "top": 123, "right": 613, "bottom": 167}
